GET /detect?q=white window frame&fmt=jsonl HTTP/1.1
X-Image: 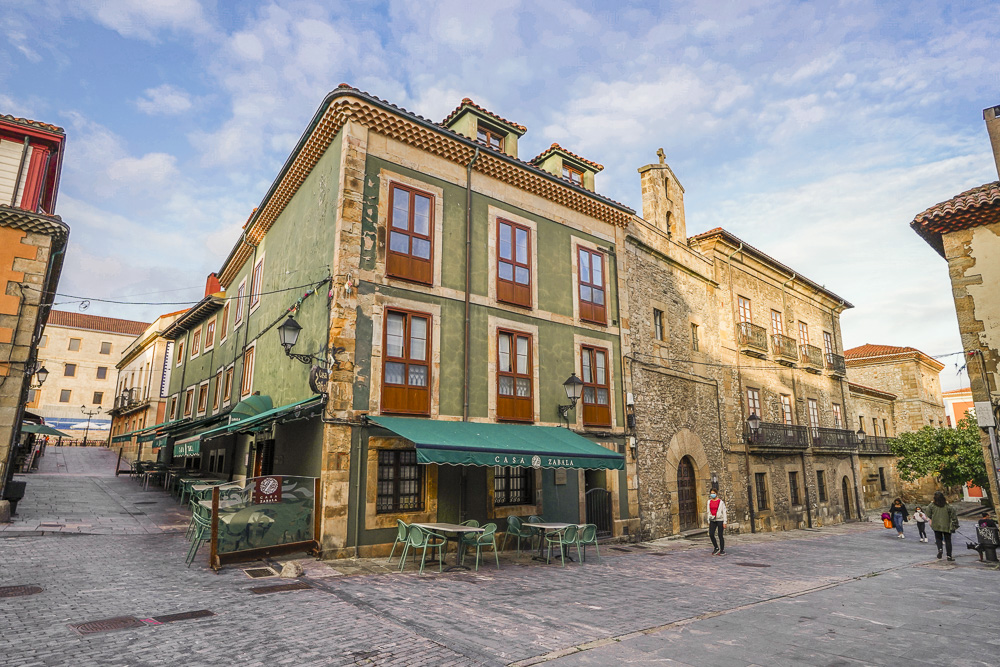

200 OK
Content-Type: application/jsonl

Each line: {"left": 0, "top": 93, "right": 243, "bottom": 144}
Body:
{"left": 196, "top": 380, "right": 210, "bottom": 417}
{"left": 249, "top": 253, "right": 265, "bottom": 315}
{"left": 212, "top": 368, "right": 224, "bottom": 413}
{"left": 175, "top": 338, "right": 185, "bottom": 367}
{"left": 204, "top": 318, "right": 216, "bottom": 353}
{"left": 219, "top": 302, "right": 230, "bottom": 344}
{"left": 190, "top": 327, "right": 202, "bottom": 360}
{"left": 240, "top": 342, "right": 256, "bottom": 398}
{"left": 233, "top": 278, "right": 247, "bottom": 329}
{"left": 183, "top": 385, "right": 195, "bottom": 417}
{"left": 223, "top": 363, "right": 235, "bottom": 407}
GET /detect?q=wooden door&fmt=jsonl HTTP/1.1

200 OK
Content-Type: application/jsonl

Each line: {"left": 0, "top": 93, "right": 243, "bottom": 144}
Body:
{"left": 677, "top": 457, "right": 698, "bottom": 531}
{"left": 841, "top": 476, "right": 852, "bottom": 517}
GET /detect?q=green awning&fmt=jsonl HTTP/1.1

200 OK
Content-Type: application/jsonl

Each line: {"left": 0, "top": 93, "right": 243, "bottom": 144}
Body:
{"left": 111, "top": 431, "right": 138, "bottom": 444}
{"left": 21, "top": 423, "right": 71, "bottom": 437}
{"left": 173, "top": 435, "right": 201, "bottom": 457}
{"left": 136, "top": 421, "right": 170, "bottom": 442}
{"left": 199, "top": 395, "right": 323, "bottom": 440}
{"left": 152, "top": 435, "right": 168, "bottom": 448}
{"left": 370, "top": 416, "right": 625, "bottom": 470}
{"left": 229, "top": 394, "right": 274, "bottom": 424}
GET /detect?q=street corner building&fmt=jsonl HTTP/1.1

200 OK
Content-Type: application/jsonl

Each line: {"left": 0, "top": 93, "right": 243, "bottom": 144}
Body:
{"left": 910, "top": 104, "right": 1000, "bottom": 507}
{"left": 151, "top": 88, "right": 633, "bottom": 560}
{"left": 0, "top": 114, "right": 70, "bottom": 505}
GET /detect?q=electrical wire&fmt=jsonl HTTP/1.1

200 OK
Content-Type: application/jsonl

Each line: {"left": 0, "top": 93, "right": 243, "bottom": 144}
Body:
{"left": 21, "top": 279, "right": 330, "bottom": 307}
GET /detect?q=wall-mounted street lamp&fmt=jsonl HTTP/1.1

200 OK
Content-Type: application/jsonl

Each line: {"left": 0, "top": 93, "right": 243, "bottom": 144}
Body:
{"left": 856, "top": 428, "right": 866, "bottom": 445}
{"left": 746, "top": 412, "right": 761, "bottom": 443}
{"left": 277, "top": 316, "right": 328, "bottom": 367}
{"left": 558, "top": 373, "right": 584, "bottom": 428}
{"left": 30, "top": 365, "right": 48, "bottom": 389}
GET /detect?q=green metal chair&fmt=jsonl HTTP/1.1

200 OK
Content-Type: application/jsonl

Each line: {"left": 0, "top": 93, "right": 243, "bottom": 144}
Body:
{"left": 405, "top": 525, "right": 447, "bottom": 574}
{"left": 502, "top": 516, "right": 535, "bottom": 555}
{"left": 186, "top": 512, "right": 212, "bottom": 567}
{"left": 545, "top": 524, "right": 579, "bottom": 567}
{"left": 456, "top": 519, "right": 480, "bottom": 562}
{"left": 387, "top": 520, "right": 410, "bottom": 565}
{"left": 576, "top": 524, "right": 601, "bottom": 563}
{"left": 462, "top": 523, "right": 500, "bottom": 571}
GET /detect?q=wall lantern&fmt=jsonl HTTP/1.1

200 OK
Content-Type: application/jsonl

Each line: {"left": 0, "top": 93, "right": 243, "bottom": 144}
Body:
{"left": 558, "top": 373, "right": 584, "bottom": 428}
{"left": 747, "top": 412, "right": 761, "bottom": 443}
{"left": 856, "top": 428, "right": 866, "bottom": 444}
{"left": 33, "top": 365, "right": 49, "bottom": 387}
{"left": 277, "top": 316, "right": 303, "bottom": 355}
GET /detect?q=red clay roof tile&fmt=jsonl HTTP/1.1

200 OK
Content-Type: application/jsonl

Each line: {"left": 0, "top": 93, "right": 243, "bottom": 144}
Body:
{"left": 47, "top": 310, "right": 150, "bottom": 337}
{"left": 910, "top": 181, "right": 1000, "bottom": 257}
{"left": 0, "top": 114, "right": 65, "bottom": 135}
{"left": 441, "top": 98, "right": 527, "bottom": 134}
{"left": 844, "top": 343, "right": 945, "bottom": 371}
{"left": 530, "top": 143, "right": 604, "bottom": 172}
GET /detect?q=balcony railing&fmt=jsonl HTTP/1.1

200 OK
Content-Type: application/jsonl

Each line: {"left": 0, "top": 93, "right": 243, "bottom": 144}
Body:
{"left": 112, "top": 389, "right": 148, "bottom": 415}
{"left": 858, "top": 435, "right": 895, "bottom": 455}
{"left": 772, "top": 333, "right": 798, "bottom": 363}
{"left": 737, "top": 322, "right": 768, "bottom": 357}
{"left": 825, "top": 352, "right": 846, "bottom": 375}
{"left": 800, "top": 344, "right": 824, "bottom": 371}
{"left": 745, "top": 422, "right": 809, "bottom": 450}
{"left": 810, "top": 426, "right": 858, "bottom": 451}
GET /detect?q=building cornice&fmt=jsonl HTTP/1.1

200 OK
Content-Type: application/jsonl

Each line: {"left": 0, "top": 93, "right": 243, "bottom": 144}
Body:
{"left": 217, "top": 86, "right": 634, "bottom": 287}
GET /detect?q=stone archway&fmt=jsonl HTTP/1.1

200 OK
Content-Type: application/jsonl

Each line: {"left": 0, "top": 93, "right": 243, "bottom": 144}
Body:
{"left": 664, "top": 429, "right": 711, "bottom": 534}
{"left": 841, "top": 475, "right": 852, "bottom": 518}
{"left": 677, "top": 456, "right": 698, "bottom": 530}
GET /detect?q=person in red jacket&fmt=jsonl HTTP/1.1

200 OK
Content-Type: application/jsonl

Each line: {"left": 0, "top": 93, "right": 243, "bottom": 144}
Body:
{"left": 707, "top": 489, "right": 727, "bottom": 555}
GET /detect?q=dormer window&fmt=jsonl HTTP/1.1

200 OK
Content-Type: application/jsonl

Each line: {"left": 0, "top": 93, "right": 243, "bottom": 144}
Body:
{"left": 562, "top": 164, "right": 583, "bottom": 186}
{"left": 477, "top": 124, "right": 504, "bottom": 151}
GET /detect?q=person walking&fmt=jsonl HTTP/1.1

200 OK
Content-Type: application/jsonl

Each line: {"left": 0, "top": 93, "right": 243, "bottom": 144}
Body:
{"left": 707, "top": 489, "right": 727, "bottom": 556}
{"left": 913, "top": 506, "right": 929, "bottom": 542}
{"left": 925, "top": 491, "right": 959, "bottom": 561}
{"left": 888, "top": 498, "right": 909, "bottom": 539}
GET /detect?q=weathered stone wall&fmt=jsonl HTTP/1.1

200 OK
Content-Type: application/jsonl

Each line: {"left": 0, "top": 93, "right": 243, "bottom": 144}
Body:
{"left": 942, "top": 220, "right": 1000, "bottom": 508}
{"left": 846, "top": 360, "right": 947, "bottom": 432}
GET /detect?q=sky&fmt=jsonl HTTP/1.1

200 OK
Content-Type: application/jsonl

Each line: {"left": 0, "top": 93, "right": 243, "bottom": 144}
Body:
{"left": 2, "top": 0, "right": 998, "bottom": 392}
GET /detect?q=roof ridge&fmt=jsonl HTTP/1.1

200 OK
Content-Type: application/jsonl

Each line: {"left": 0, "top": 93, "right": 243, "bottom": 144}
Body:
{"left": 440, "top": 97, "right": 527, "bottom": 134}
{"left": 531, "top": 142, "right": 604, "bottom": 171}
{"left": 0, "top": 113, "right": 65, "bottom": 134}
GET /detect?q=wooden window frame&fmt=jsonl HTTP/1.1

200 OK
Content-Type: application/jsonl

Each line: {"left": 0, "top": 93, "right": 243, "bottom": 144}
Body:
{"left": 823, "top": 331, "right": 834, "bottom": 356}
{"left": 249, "top": 255, "right": 265, "bottom": 312}
{"left": 770, "top": 309, "right": 783, "bottom": 336}
{"left": 241, "top": 344, "right": 255, "bottom": 398}
{"left": 204, "top": 320, "right": 216, "bottom": 351}
{"left": 833, "top": 403, "right": 843, "bottom": 429}
{"left": 386, "top": 183, "right": 435, "bottom": 286}
{"left": 780, "top": 394, "right": 794, "bottom": 425}
{"left": 581, "top": 345, "right": 612, "bottom": 427}
{"left": 494, "top": 466, "right": 534, "bottom": 506}
{"left": 496, "top": 329, "right": 533, "bottom": 422}
{"left": 746, "top": 387, "right": 762, "bottom": 419}
{"left": 381, "top": 309, "right": 431, "bottom": 416}
{"left": 755, "top": 472, "right": 769, "bottom": 511}
{"left": 789, "top": 471, "right": 800, "bottom": 506}
{"left": 212, "top": 370, "right": 223, "bottom": 412}
{"left": 577, "top": 247, "right": 607, "bottom": 325}
{"left": 807, "top": 398, "right": 820, "bottom": 433}
{"left": 653, "top": 309, "right": 664, "bottom": 341}
{"left": 798, "top": 321, "right": 809, "bottom": 346}
{"left": 175, "top": 340, "right": 185, "bottom": 367}
{"left": 691, "top": 323, "right": 699, "bottom": 351}
{"left": 183, "top": 388, "right": 194, "bottom": 417}
{"left": 737, "top": 297, "right": 752, "bottom": 324}
{"left": 168, "top": 395, "right": 178, "bottom": 420}
{"left": 190, "top": 329, "right": 201, "bottom": 360}
{"left": 197, "top": 381, "right": 209, "bottom": 415}
{"left": 234, "top": 279, "right": 246, "bottom": 328}
{"left": 219, "top": 303, "right": 230, "bottom": 343}
{"left": 376, "top": 449, "right": 424, "bottom": 513}
{"left": 59, "top": 389, "right": 71, "bottom": 403}
{"left": 817, "top": 470, "right": 827, "bottom": 502}
{"left": 476, "top": 124, "right": 504, "bottom": 151}
{"left": 562, "top": 163, "right": 583, "bottom": 186}
{"left": 223, "top": 366, "right": 234, "bottom": 406}
{"left": 496, "top": 219, "right": 532, "bottom": 308}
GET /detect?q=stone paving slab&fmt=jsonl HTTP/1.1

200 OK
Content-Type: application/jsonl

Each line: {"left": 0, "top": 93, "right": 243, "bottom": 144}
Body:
{"left": 3, "top": 447, "right": 999, "bottom": 667}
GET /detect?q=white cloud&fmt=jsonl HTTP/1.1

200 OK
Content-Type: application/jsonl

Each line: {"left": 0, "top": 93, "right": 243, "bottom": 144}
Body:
{"left": 82, "top": 0, "right": 211, "bottom": 42}
{"left": 135, "top": 84, "right": 194, "bottom": 115}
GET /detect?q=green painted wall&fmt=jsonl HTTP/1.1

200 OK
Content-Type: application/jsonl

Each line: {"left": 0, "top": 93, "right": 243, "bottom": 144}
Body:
{"left": 166, "top": 133, "right": 344, "bottom": 417}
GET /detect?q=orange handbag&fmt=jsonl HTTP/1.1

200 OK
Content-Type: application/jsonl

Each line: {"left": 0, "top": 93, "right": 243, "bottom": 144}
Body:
{"left": 883, "top": 518, "right": 893, "bottom": 529}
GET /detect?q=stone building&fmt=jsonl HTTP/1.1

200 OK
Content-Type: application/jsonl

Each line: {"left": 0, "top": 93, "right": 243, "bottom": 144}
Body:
{"left": 910, "top": 104, "right": 1000, "bottom": 506}
{"left": 107, "top": 308, "right": 184, "bottom": 463}
{"left": 28, "top": 311, "right": 149, "bottom": 444}
{"left": 844, "top": 344, "right": 946, "bottom": 432}
{"left": 0, "top": 114, "right": 69, "bottom": 502}
{"left": 847, "top": 381, "right": 903, "bottom": 509}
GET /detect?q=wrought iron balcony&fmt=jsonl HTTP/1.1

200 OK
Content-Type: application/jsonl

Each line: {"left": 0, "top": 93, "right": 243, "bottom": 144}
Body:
{"left": 745, "top": 422, "right": 809, "bottom": 451}
{"left": 772, "top": 333, "right": 798, "bottom": 364}
{"left": 111, "top": 388, "right": 147, "bottom": 415}
{"left": 800, "top": 344, "right": 824, "bottom": 372}
{"left": 858, "top": 435, "right": 895, "bottom": 455}
{"left": 809, "top": 426, "right": 858, "bottom": 451}
{"left": 825, "top": 352, "right": 846, "bottom": 376}
{"left": 737, "top": 322, "right": 768, "bottom": 358}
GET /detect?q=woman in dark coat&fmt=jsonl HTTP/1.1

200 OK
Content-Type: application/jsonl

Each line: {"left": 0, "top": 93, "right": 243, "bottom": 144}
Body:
{"left": 888, "top": 498, "right": 909, "bottom": 538}
{"left": 926, "top": 491, "right": 959, "bottom": 561}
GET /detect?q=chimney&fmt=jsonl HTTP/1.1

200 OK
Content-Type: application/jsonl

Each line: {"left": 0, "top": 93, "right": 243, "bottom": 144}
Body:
{"left": 204, "top": 272, "right": 221, "bottom": 297}
{"left": 986, "top": 105, "right": 1000, "bottom": 180}
{"left": 637, "top": 149, "right": 686, "bottom": 240}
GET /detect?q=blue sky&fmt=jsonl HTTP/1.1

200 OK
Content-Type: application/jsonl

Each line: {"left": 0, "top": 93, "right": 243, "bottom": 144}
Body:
{"left": 2, "top": 0, "right": 998, "bottom": 390}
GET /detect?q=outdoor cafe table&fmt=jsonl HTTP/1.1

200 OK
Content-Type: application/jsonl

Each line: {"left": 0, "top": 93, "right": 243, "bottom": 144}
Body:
{"left": 412, "top": 522, "right": 485, "bottom": 571}
{"left": 523, "top": 522, "right": 582, "bottom": 563}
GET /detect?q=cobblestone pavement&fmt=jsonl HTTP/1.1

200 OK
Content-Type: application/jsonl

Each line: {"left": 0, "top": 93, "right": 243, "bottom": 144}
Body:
{"left": 2, "top": 447, "right": 998, "bottom": 667}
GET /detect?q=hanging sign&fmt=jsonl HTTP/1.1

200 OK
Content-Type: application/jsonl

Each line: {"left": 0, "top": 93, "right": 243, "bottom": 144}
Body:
{"left": 253, "top": 476, "right": 282, "bottom": 504}
{"left": 309, "top": 365, "right": 329, "bottom": 395}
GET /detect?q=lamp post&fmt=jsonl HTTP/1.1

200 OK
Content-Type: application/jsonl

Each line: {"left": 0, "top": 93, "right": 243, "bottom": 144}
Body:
{"left": 745, "top": 413, "right": 761, "bottom": 534}
{"left": 80, "top": 405, "right": 101, "bottom": 447}
{"left": 746, "top": 412, "right": 761, "bottom": 442}
{"left": 557, "top": 373, "right": 584, "bottom": 428}
{"left": 855, "top": 427, "right": 866, "bottom": 447}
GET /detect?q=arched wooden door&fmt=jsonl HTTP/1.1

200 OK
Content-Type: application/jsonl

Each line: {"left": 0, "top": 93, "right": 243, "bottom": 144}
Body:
{"left": 677, "top": 456, "right": 698, "bottom": 531}
{"left": 841, "top": 476, "right": 852, "bottom": 517}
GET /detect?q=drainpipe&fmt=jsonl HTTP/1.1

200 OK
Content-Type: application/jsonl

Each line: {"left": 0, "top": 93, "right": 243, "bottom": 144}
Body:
{"left": 724, "top": 242, "right": 755, "bottom": 533}
{"left": 791, "top": 374, "right": 812, "bottom": 528}
{"left": 833, "top": 302, "right": 862, "bottom": 520}
{"left": 780, "top": 273, "right": 796, "bottom": 313}
{"left": 462, "top": 147, "right": 480, "bottom": 422}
